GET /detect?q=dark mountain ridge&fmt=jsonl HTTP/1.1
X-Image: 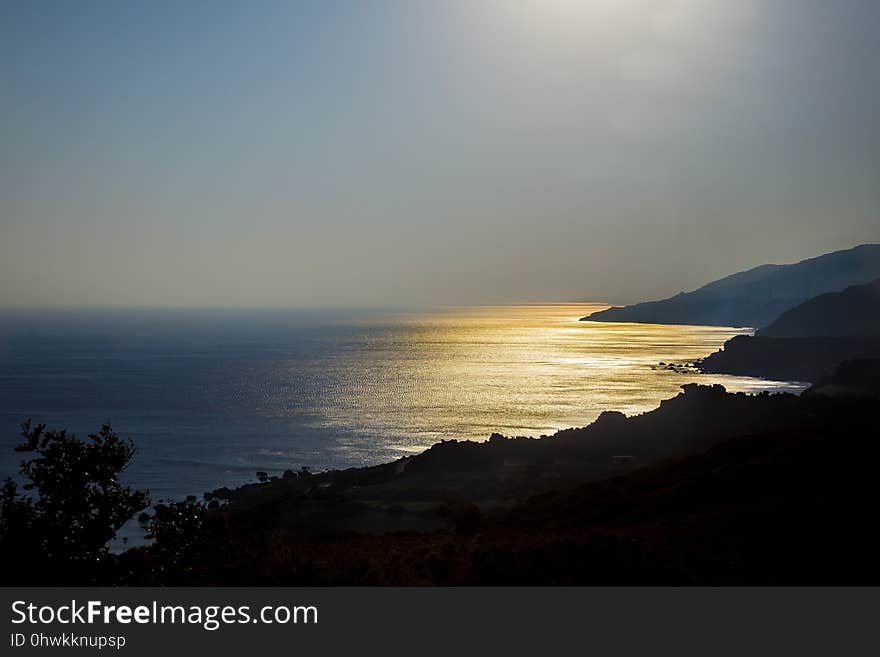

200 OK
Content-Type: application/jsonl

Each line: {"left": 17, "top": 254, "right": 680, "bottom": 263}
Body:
{"left": 699, "top": 278, "right": 880, "bottom": 382}
{"left": 757, "top": 278, "right": 880, "bottom": 338}
{"left": 583, "top": 243, "right": 880, "bottom": 328}
{"left": 697, "top": 335, "right": 880, "bottom": 382}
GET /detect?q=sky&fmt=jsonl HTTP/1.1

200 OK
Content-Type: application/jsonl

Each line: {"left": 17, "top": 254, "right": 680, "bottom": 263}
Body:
{"left": 2, "top": 0, "right": 879, "bottom": 308}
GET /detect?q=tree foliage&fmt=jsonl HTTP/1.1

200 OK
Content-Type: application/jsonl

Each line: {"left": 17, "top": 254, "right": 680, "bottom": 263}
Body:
{"left": 0, "top": 420, "right": 149, "bottom": 583}
{"left": 143, "top": 499, "right": 210, "bottom": 581}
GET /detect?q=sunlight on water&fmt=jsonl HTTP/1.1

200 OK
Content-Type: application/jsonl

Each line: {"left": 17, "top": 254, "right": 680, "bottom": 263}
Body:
{"left": 0, "top": 304, "right": 807, "bottom": 507}
{"left": 305, "top": 303, "right": 806, "bottom": 454}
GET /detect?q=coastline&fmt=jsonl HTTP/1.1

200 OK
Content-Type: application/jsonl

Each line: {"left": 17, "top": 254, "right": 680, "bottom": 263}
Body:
{"left": 109, "top": 374, "right": 879, "bottom": 584}
{"left": 3, "top": 304, "right": 793, "bottom": 518}
{"left": 109, "top": 331, "right": 813, "bottom": 551}
{"left": 698, "top": 335, "right": 880, "bottom": 382}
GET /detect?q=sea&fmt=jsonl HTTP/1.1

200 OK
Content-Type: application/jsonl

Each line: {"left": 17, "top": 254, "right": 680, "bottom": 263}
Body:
{"left": 0, "top": 304, "right": 806, "bottom": 518}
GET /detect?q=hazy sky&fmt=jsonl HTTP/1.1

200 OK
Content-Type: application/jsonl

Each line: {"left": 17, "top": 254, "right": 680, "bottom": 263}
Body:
{"left": 2, "top": 0, "right": 879, "bottom": 308}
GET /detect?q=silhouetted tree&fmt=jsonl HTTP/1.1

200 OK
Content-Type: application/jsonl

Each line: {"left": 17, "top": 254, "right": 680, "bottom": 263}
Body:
{"left": 144, "top": 498, "right": 209, "bottom": 582}
{"left": 0, "top": 420, "right": 149, "bottom": 584}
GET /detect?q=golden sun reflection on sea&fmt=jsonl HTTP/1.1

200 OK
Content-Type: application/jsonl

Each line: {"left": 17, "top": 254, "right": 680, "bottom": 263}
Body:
{"left": 319, "top": 304, "right": 806, "bottom": 454}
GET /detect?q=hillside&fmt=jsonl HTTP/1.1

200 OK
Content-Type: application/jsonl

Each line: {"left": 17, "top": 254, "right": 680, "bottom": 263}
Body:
{"left": 806, "top": 358, "right": 880, "bottom": 398}
{"left": 697, "top": 335, "right": 880, "bottom": 382}
{"left": 757, "top": 278, "right": 880, "bottom": 338}
{"left": 582, "top": 244, "right": 880, "bottom": 328}
{"left": 111, "top": 384, "right": 880, "bottom": 585}
{"left": 698, "top": 278, "right": 880, "bottom": 381}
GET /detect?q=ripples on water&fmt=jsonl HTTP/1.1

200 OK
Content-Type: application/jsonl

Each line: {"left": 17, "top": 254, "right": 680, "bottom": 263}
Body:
{"left": 0, "top": 304, "right": 806, "bottom": 503}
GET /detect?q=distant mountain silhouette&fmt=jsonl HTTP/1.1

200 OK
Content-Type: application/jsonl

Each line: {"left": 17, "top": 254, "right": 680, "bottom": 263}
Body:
{"left": 757, "top": 278, "right": 880, "bottom": 338}
{"left": 583, "top": 244, "right": 880, "bottom": 328}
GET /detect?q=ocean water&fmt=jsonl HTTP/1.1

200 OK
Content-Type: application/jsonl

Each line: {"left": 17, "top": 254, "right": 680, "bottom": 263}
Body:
{"left": 0, "top": 304, "right": 806, "bottom": 506}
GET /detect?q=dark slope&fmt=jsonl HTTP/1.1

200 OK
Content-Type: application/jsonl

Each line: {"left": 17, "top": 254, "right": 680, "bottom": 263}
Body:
{"left": 757, "top": 278, "right": 880, "bottom": 338}
{"left": 501, "top": 393, "right": 880, "bottom": 583}
{"left": 806, "top": 358, "right": 880, "bottom": 398}
{"left": 115, "top": 384, "right": 880, "bottom": 585}
{"left": 698, "top": 335, "right": 880, "bottom": 382}
{"left": 583, "top": 243, "right": 880, "bottom": 328}
{"left": 699, "top": 278, "right": 880, "bottom": 381}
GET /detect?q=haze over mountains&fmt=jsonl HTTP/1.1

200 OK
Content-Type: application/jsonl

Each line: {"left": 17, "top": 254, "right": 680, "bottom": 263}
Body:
{"left": 584, "top": 244, "right": 880, "bottom": 329}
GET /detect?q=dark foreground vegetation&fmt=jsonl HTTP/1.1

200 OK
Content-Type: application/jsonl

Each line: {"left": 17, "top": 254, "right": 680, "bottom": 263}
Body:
{"left": 2, "top": 361, "right": 879, "bottom": 585}
{"left": 0, "top": 422, "right": 148, "bottom": 584}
